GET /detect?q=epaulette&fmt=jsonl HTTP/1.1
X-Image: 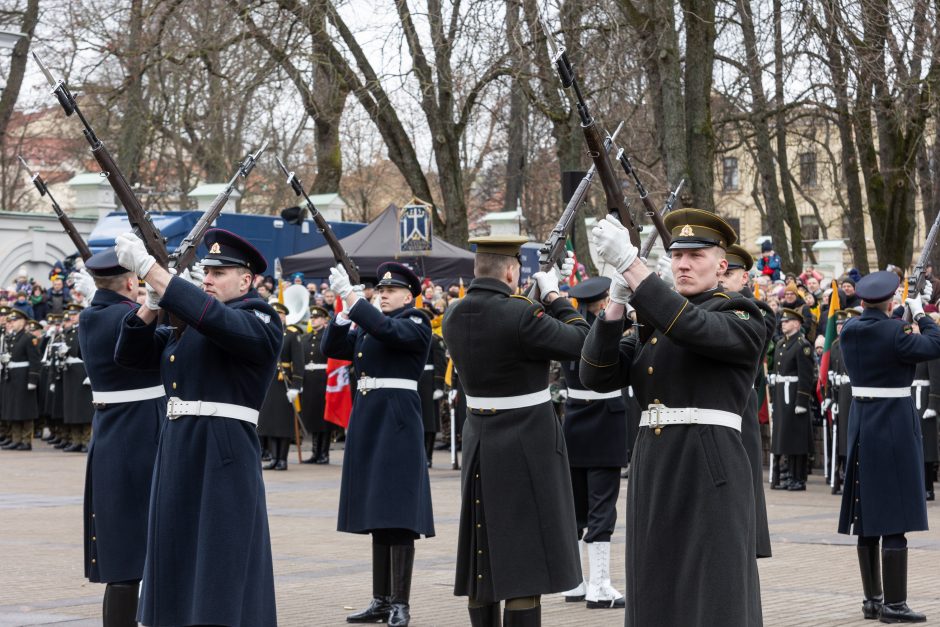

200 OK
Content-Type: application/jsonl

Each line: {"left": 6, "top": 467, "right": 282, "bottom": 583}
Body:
{"left": 287, "top": 325, "right": 299, "bottom": 333}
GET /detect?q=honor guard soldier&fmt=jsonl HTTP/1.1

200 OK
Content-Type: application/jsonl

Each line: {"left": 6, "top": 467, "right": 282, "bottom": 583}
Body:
{"left": 911, "top": 321, "right": 940, "bottom": 502}
{"left": 0, "top": 308, "right": 40, "bottom": 451}
{"left": 770, "top": 307, "right": 815, "bottom": 491}
{"left": 257, "top": 301, "right": 304, "bottom": 471}
{"left": 38, "top": 313, "right": 65, "bottom": 446}
{"left": 113, "top": 229, "right": 280, "bottom": 627}
{"left": 418, "top": 306, "right": 446, "bottom": 467}
{"left": 79, "top": 248, "right": 166, "bottom": 626}
{"left": 581, "top": 210, "right": 765, "bottom": 627}
{"left": 61, "top": 303, "right": 93, "bottom": 452}
{"left": 443, "top": 237, "right": 588, "bottom": 627}
{"left": 723, "top": 244, "right": 773, "bottom": 557}
{"left": 838, "top": 271, "right": 940, "bottom": 623}
{"left": 556, "top": 277, "right": 627, "bottom": 609}
{"left": 300, "top": 305, "right": 332, "bottom": 464}
{"left": 827, "top": 308, "right": 859, "bottom": 494}
{"left": 322, "top": 261, "right": 434, "bottom": 627}
{"left": 0, "top": 306, "right": 10, "bottom": 447}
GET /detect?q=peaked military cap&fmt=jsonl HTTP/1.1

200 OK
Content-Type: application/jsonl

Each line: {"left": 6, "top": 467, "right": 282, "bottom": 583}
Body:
{"left": 780, "top": 307, "right": 803, "bottom": 323}
{"left": 855, "top": 270, "right": 899, "bottom": 304}
{"left": 201, "top": 228, "right": 267, "bottom": 275}
{"left": 26, "top": 319, "right": 43, "bottom": 333}
{"left": 46, "top": 312, "right": 64, "bottom": 322}
{"left": 567, "top": 276, "right": 611, "bottom": 304}
{"left": 469, "top": 235, "right": 529, "bottom": 257}
{"left": 725, "top": 244, "right": 754, "bottom": 271}
{"left": 846, "top": 307, "right": 862, "bottom": 317}
{"left": 7, "top": 307, "right": 29, "bottom": 321}
{"left": 376, "top": 261, "right": 422, "bottom": 296}
{"left": 270, "top": 302, "right": 289, "bottom": 315}
{"left": 664, "top": 208, "right": 737, "bottom": 250}
{"left": 834, "top": 309, "right": 851, "bottom": 321}
{"left": 64, "top": 303, "right": 84, "bottom": 314}
{"left": 0, "top": 306, "right": 10, "bottom": 316}
{"left": 309, "top": 305, "right": 329, "bottom": 318}
{"left": 85, "top": 247, "right": 131, "bottom": 277}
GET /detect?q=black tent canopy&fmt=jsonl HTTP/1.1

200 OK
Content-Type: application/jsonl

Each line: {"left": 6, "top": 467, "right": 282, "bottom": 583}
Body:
{"left": 281, "top": 204, "right": 475, "bottom": 281}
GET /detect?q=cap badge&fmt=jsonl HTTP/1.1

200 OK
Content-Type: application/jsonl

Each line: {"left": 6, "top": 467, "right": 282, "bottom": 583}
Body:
{"left": 210, "top": 242, "right": 222, "bottom": 254}
{"left": 383, "top": 271, "right": 392, "bottom": 280}
{"left": 679, "top": 224, "right": 695, "bottom": 237}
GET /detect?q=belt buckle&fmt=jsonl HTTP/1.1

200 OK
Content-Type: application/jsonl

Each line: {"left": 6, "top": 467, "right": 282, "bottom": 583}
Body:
{"left": 648, "top": 403, "right": 665, "bottom": 433}
{"left": 359, "top": 376, "right": 374, "bottom": 395}
{"left": 167, "top": 396, "right": 182, "bottom": 420}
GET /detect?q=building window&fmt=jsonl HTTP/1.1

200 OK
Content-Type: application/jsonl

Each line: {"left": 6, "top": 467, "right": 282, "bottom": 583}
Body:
{"left": 799, "top": 152, "right": 817, "bottom": 188}
{"left": 725, "top": 217, "right": 741, "bottom": 239}
{"left": 722, "top": 157, "right": 739, "bottom": 191}
{"left": 800, "top": 215, "right": 820, "bottom": 242}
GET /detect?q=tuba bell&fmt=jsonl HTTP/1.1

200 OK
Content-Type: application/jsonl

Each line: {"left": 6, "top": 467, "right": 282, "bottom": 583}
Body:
{"left": 283, "top": 284, "right": 310, "bottom": 327}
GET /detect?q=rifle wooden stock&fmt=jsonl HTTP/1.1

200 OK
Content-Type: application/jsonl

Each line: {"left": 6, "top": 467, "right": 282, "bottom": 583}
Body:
{"left": 52, "top": 203, "right": 92, "bottom": 261}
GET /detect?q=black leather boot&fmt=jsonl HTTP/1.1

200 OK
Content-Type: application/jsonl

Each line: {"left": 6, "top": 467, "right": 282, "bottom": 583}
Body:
{"left": 880, "top": 548, "right": 926, "bottom": 623}
{"left": 315, "top": 432, "right": 331, "bottom": 464}
{"left": 347, "top": 543, "right": 391, "bottom": 623}
{"left": 857, "top": 545, "right": 883, "bottom": 619}
{"left": 424, "top": 433, "right": 434, "bottom": 468}
{"left": 502, "top": 606, "right": 539, "bottom": 627}
{"left": 103, "top": 580, "right": 139, "bottom": 627}
{"left": 469, "top": 603, "right": 501, "bottom": 627}
{"left": 303, "top": 434, "right": 320, "bottom": 463}
{"left": 387, "top": 545, "right": 414, "bottom": 626}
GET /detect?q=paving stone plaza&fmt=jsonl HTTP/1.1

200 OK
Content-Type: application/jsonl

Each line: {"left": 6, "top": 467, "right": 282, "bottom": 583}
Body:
{"left": 1, "top": 444, "right": 938, "bottom": 626}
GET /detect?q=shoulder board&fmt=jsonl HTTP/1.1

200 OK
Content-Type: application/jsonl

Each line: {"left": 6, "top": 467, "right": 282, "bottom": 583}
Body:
{"left": 510, "top": 294, "right": 534, "bottom": 304}
{"left": 287, "top": 325, "right": 299, "bottom": 333}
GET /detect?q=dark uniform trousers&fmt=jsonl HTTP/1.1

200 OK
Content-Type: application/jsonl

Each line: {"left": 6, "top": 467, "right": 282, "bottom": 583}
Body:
{"left": 1, "top": 330, "right": 41, "bottom": 446}
{"left": 770, "top": 331, "right": 815, "bottom": 486}
{"left": 580, "top": 277, "right": 765, "bottom": 627}
{"left": 443, "top": 278, "right": 589, "bottom": 608}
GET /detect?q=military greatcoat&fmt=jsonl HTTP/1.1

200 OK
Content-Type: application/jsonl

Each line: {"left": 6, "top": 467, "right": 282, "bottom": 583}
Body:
{"left": 747, "top": 294, "right": 775, "bottom": 559}
{"left": 443, "top": 278, "right": 589, "bottom": 603}
{"left": 0, "top": 329, "right": 40, "bottom": 422}
{"left": 79, "top": 288, "right": 164, "bottom": 584}
{"left": 321, "top": 299, "right": 435, "bottom": 537}
{"left": 115, "top": 278, "right": 280, "bottom": 627}
{"left": 770, "top": 331, "right": 815, "bottom": 456}
{"left": 418, "top": 334, "right": 446, "bottom": 433}
{"left": 257, "top": 323, "right": 303, "bottom": 440}
{"left": 912, "top": 359, "right": 940, "bottom": 464}
{"left": 300, "top": 327, "right": 331, "bottom": 433}
{"left": 61, "top": 326, "right": 94, "bottom": 425}
{"left": 828, "top": 338, "right": 851, "bottom": 456}
{"left": 838, "top": 309, "right": 940, "bottom": 536}
{"left": 580, "top": 276, "right": 765, "bottom": 627}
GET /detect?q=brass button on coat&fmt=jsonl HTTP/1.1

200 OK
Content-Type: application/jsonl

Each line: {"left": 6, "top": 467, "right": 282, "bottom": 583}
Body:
{"left": 647, "top": 366, "right": 654, "bottom": 375}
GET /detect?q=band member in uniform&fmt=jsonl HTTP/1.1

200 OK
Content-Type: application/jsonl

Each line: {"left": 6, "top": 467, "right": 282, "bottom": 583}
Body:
{"left": 828, "top": 308, "right": 859, "bottom": 494}
{"left": 722, "top": 244, "right": 773, "bottom": 557}
{"left": 912, "top": 330, "right": 940, "bottom": 502}
{"left": 257, "top": 301, "right": 304, "bottom": 471}
{"left": 300, "top": 305, "right": 332, "bottom": 464}
{"left": 557, "top": 277, "right": 626, "bottom": 609}
{"left": 443, "top": 237, "right": 587, "bottom": 627}
{"left": 770, "top": 308, "right": 815, "bottom": 491}
{"left": 418, "top": 306, "right": 446, "bottom": 468}
{"left": 838, "top": 270, "right": 940, "bottom": 623}
{"left": 79, "top": 248, "right": 166, "bottom": 626}
{"left": 114, "top": 229, "right": 280, "bottom": 626}
{"left": 322, "top": 261, "right": 434, "bottom": 627}
{"left": 61, "top": 303, "right": 94, "bottom": 453}
{"left": 581, "top": 210, "right": 765, "bottom": 627}
{"left": 0, "top": 308, "right": 40, "bottom": 451}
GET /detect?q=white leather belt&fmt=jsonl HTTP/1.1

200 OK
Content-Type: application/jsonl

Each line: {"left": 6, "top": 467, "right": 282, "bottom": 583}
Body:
{"left": 304, "top": 363, "right": 327, "bottom": 371}
{"left": 357, "top": 377, "right": 418, "bottom": 394}
{"left": 65, "top": 357, "right": 84, "bottom": 365}
{"left": 423, "top": 364, "right": 435, "bottom": 371}
{"left": 775, "top": 375, "right": 799, "bottom": 404}
{"left": 466, "top": 387, "right": 552, "bottom": 411}
{"left": 640, "top": 405, "right": 742, "bottom": 432}
{"left": 567, "top": 388, "right": 622, "bottom": 401}
{"left": 913, "top": 380, "right": 929, "bottom": 410}
{"left": 166, "top": 396, "right": 259, "bottom": 425}
{"left": 92, "top": 385, "right": 167, "bottom": 405}
{"left": 7, "top": 361, "right": 29, "bottom": 369}
{"left": 852, "top": 386, "right": 911, "bottom": 398}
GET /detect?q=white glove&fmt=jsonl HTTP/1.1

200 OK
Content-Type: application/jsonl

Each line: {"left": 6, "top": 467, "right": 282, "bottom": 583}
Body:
{"left": 286, "top": 388, "right": 300, "bottom": 403}
{"left": 591, "top": 215, "right": 638, "bottom": 273}
{"left": 656, "top": 254, "right": 673, "bottom": 284}
{"left": 56, "top": 344, "right": 68, "bottom": 357}
{"left": 329, "top": 265, "right": 354, "bottom": 299}
{"left": 82, "top": 376, "right": 90, "bottom": 387}
{"left": 144, "top": 283, "right": 161, "bottom": 311}
{"left": 352, "top": 284, "right": 365, "bottom": 301}
{"left": 609, "top": 275, "right": 633, "bottom": 305}
{"left": 27, "top": 383, "right": 36, "bottom": 391}
{"left": 553, "top": 250, "right": 575, "bottom": 284}
{"left": 832, "top": 403, "right": 839, "bottom": 415}
{"left": 795, "top": 406, "right": 807, "bottom": 415}
{"left": 821, "top": 398, "right": 832, "bottom": 412}
{"left": 921, "top": 281, "right": 933, "bottom": 304}
{"left": 924, "top": 409, "right": 937, "bottom": 419}
{"left": 906, "top": 297, "right": 925, "bottom": 319}
{"left": 432, "top": 389, "right": 444, "bottom": 400}
{"left": 179, "top": 263, "right": 205, "bottom": 288}
{"left": 114, "top": 232, "right": 157, "bottom": 278}
{"left": 532, "top": 270, "right": 560, "bottom": 303}
{"left": 70, "top": 269, "right": 97, "bottom": 301}
{"left": 49, "top": 383, "right": 55, "bottom": 392}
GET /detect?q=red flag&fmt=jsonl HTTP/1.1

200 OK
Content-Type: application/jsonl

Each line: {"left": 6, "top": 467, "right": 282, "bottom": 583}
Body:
{"left": 324, "top": 296, "right": 353, "bottom": 428}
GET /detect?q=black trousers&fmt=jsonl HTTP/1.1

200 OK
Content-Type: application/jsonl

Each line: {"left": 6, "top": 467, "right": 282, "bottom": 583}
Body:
{"left": 569, "top": 466, "right": 621, "bottom": 543}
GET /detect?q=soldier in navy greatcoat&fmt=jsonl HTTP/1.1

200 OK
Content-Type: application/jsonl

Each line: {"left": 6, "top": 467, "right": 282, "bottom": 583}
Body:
{"left": 838, "top": 270, "right": 940, "bottom": 623}
{"left": 556, "top": 277, "right": 627, "bottom": 610}
{"left": 113, "top": 229, "right": 281, "bottom": 627}
{"left": 79, "top": 248, "right": 166, "bottom": 626}
{"left": 300, "top": 305, "right": 332, "bottom": 464}
{"left": 322, "top": 261, "right": 434, "bottom": 627}
{"left": 443, "top": 237, "right": 587, "bottom": 627}
{"left": 257, "top": 301, "right": 304, "bottom": 471}
{"left": 581, "top": 210, "right": 765, "bottom": 627}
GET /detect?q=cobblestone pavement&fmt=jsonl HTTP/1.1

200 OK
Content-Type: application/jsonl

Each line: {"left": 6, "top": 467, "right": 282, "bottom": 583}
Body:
{"left": 1, "top": 442, "right": 938, "bottom": 626}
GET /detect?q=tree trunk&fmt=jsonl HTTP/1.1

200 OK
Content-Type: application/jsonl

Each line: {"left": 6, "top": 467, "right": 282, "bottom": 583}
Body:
{"left": 117, "top": 0, "right": 148, "bottom": 188}
{"left": 0, "top": 0, "right": 39, "bottom": 145}
{"left": 502, "top": 0, "right": 527, "bottom": 214}
{"left": 310, "top": 59, "right": 349, "bottom": 194}
{"left": 681, "top": 0, "right": 716, "bottom": 212}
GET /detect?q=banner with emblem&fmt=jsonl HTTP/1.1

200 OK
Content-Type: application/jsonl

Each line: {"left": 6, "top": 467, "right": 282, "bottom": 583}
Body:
{"left": 399, "top": 200, "right": 433, "bottom": 253}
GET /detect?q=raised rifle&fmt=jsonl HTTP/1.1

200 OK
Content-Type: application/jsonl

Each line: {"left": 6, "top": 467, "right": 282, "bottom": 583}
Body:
{"left": 171, "top": 140, "right": 268, "bottom": 273}
{"left": 614, "top": 147, "right": 673, "bottom": 249}
{"left": 527, "top": 123, "right": 622, "bottom": 302}
{"left": 18, "top": 156, "right": 92, "bottom": 261}
{"left": 639, "top": 178, "right": 685, "bottom": 260}
{"left": 908, "top": 208, "right": 940, "bottom": 306}
{"left": 275, "top": 155, "right": 361, "bottom": 284}
{"left": 33, "top": 52, "right": 168, "bottom": 267}
{"left": 538, "top": 15, "right": 641, "bottom": 248}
